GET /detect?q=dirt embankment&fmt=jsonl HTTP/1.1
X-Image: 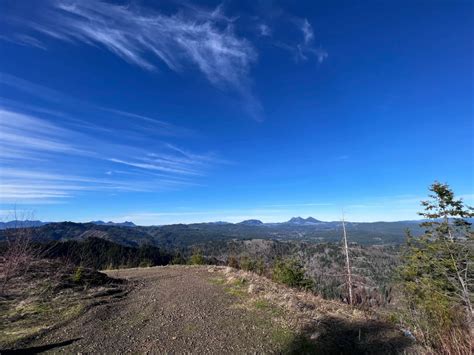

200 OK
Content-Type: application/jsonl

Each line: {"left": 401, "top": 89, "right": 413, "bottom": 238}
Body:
{"left": 0, "top": 259, "right": 124, "bottom": 349}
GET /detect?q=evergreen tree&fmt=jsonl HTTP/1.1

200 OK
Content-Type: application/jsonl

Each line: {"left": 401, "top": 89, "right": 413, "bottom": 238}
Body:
{"left": 398, "top": 182, "right": 473, "bottom": 352}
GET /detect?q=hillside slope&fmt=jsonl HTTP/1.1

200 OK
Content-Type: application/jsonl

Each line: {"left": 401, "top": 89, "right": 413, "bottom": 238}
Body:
{"left": 4, "top": 266, "right": 419, "bottom": 354}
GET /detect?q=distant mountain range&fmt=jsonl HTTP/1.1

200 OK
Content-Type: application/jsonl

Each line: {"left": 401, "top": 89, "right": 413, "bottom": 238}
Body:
{"left": 238, "top": 217, "right": 322, "bottom": 226}
{"left": 0, "top": 216, "right": 430, "bottom": 247}
{"left": 0, "top": 216, "right": 431, "bottom": 230}
{"left": 0, "top": 220, "right": 136, "bottom": 230}
{"left": 90, "top": 221, "right": 136, "bottom": 228}
{"left": 2, "top": 217, "right": 470, "bottom": 247}
{"left": 2, "top": 216, "right": 471, "bottom": 230}
{"left": 0, "top": 220, "right": 47, "bottom": 229}
{"left": 238, "top": 219, "right": 264, "bottom": 226}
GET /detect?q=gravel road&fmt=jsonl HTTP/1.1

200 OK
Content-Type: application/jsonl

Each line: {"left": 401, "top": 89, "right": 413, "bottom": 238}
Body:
{"left": 9, "top": 266, "right": 286, "bottom": 354}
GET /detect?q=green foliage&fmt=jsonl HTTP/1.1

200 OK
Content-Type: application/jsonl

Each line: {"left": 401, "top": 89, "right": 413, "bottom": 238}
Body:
{"left": 171, "top": 252, "right": 186, "bottom": 265}
{"left": 254, "top": 259, "right": 266, "bottom": 275}
{"left": 139, "top": 259, "right": 153, "bottom": 268}
{"left": 72, "top": 266, "right": 83, "bottom": 283}
{"left": 397, "top": 182, "right": 473, "bottom": 352}
{"left": 240, "top": 256, "right": 266, "bottom": 275}
{"left": 272, "top": 259, "right": 313, "bottom": 289}
{"left": 39, "top": 238, "right": 173, "bottom": 270}
{"left": 189, "top": 250, "right": 205, "bottom": 265}
{"left": 239, "top": 256, "right": 256, "bottom": 271}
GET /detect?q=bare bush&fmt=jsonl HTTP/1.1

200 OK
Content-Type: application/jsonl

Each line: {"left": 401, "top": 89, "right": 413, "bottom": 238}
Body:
{"left": 0, "top": 212, "right": 38, "bottom": 294}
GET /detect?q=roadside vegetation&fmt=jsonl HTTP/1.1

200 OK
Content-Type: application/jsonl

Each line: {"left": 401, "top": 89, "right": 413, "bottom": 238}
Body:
{"left": 271, "top": 259, "right": 313, "bottom": 289}
{"left": 395, "top": 182, "right": 473, "bottom": 353}
{"left": 188, "top": 249, "right": 205, "bottom": 265}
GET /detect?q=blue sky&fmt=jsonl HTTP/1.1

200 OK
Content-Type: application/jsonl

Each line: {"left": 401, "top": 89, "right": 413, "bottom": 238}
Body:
{"left": 0, "top": 0, "right": 472, "bottom": 224}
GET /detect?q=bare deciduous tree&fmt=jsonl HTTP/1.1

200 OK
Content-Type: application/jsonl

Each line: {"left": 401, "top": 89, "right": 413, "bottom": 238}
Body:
{"left": 342, "top": 212, "right": 353, "bottom": 305}
{"left": 0, "top": 210, "right": 37, "bottom": 294}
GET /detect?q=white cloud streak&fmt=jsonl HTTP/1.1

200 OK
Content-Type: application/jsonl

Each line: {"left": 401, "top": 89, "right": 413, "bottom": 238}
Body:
{"left": 295, "top": 18, "right": 327, "bottom": 63}
{"left": 0, "top": 108, "right": 86, "bottom": 157}
{"left": 11, "top": 0, "right": 261, "bottom": 118}
{"left": 301, "top": 19, "right": 314, "bottom": 45}
{"left": 0, "top": 73, "right": 195, "bottom": 138}
{"left": 0, "top": 104, "right": 223, "bottom": 203}
{"left": 275, "top": 17, "right": 328, "bottom": 64}
{"left": 258, "top": 24, "right": 272, "bottom": 37}
{"left": 0, "top": 34, "right": 46, "bottom": 50}
{"left": 0, "top": 166, "right": 201, "bottom": 204}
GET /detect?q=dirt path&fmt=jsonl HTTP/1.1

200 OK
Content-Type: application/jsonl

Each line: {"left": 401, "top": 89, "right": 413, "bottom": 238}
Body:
{"left": 9, "top": 266, "right": 288, "bottom": 354}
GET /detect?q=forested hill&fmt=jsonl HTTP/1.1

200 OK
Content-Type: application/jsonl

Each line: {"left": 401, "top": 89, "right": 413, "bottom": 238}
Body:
{"left": 0, "top": 219, "right": 424, "bottom": 248}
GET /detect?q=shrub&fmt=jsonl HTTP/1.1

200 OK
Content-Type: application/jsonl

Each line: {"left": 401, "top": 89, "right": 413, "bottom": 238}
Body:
{"left": 171, "top": 252, "right": 186, "bottom": 265}
{"left": 272, "top": 259, "right": 313, "bottom": 289}
{"left": 139, "top": 259, "right": 153, "bottom": 268}
{"left": 227, "top": 255, "right": 239, "bottom": 269}
{"left": 1, "top": 223, "right": 36, "bottom": 294}
{"left": 255, "top": 259, "right": 266, "bottom": 275}
{"left": 240, "top": 256, "right": 266, "bottom": 275}
{"left": 72, "top": 266, "right": 83, "bottom": 283}
{"left": 189, "top": 250, "right": 205, "bottom": 265}
{"left": 240, "top": 256, "right": 254, "bottom": 271}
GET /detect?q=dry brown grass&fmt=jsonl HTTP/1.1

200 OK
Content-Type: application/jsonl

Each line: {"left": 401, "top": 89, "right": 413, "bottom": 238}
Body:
{"left": 209, "top": 266, "right": 423, "bottom": 354}
{"left": 0, "top": 259, "right": 125, "bottom": 348}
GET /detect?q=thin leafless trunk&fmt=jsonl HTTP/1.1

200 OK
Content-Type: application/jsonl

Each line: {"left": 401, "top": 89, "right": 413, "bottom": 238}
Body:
{"left": 0, "top": 211, "right": 37, "bottom": 294}
{"left": 443, "top": 215, "right": 473, "bottom": 322}
{"left": 342, "top": 213, "right": 353, "bottom": 305}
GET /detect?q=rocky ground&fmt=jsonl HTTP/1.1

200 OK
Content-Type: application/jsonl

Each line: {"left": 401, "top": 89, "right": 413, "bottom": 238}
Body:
{"left": 2, "top": 265, "right": 419, "bottom": 354}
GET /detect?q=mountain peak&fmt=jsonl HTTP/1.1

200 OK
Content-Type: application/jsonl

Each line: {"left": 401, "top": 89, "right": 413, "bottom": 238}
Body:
{"left": 238, "top": 219, "right": 264, "bottom": 226}
{"left": 286, "top": 217, "right": 321, "bottom": 225}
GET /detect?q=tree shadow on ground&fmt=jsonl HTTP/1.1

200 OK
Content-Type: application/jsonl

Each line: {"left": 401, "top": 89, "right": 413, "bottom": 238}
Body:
{"left": 284, "top": 316, "right": 415, "bottom": 354}
{"left": 1, "top": 338, "right": 82, "bottom": 354}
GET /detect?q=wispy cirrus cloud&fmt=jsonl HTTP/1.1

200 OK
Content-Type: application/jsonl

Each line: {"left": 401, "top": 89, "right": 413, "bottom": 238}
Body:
{"left": 0, "top": 106, "right": 218, "bottom": 173}
{"left": 5, "top": 0, "right": 261, "bottom": 119}
{"left": 0, "top": 34, "right": 46, "bottom": 50}
{"left": 296, "top": 19, "right": 328, "bottom": 63}
{"left": 258, "top": 24, "right": 272, "bottom": 37}
{"left": 98, "top": 108, "right": 194, "bottom": 138}
{"left": 0, "top": 108, "right": 85, "bottom": 158}
{"left": 0, "top": 167, "right": 197, "bottom": 204}
{"left": 0, "top": 73, "right": 194, "bottom": 138}
{"left": 274, "top": 17, "right": 328, "bottom": 64}
{"left": 1, "top": 2, "right": 331, "bottom": 120}
{"left": 0, "top": 72, "right": 69, "bottom": 103}
{"left": 0, "top": 75, "right": 225, "bottom": 203}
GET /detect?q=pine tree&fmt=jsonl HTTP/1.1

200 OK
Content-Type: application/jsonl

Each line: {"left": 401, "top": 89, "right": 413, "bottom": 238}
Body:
{"left": 398, "top": 182, "right": 473, "bottom": 352}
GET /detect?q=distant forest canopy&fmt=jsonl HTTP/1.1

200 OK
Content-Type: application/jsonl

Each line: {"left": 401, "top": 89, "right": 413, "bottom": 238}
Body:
{"left": 0, "top": 237, "right": 174, "bottom": 270}
{"left": 0, "top": 218, "right": 427, "bottom": 248}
